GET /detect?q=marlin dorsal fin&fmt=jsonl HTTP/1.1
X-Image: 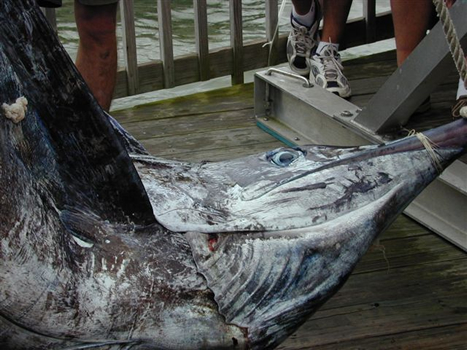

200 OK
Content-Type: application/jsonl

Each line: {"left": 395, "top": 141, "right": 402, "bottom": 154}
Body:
{"left": 0, "top": 0, "right": 155, "bottom": 225}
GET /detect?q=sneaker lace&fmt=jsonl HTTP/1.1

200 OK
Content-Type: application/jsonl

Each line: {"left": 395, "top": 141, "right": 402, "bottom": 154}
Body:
{"left": 291, "top": 26, "right": 315, "bottom": 56}
{"left": 316, "top": 47, "right": 344, "bottom": 81}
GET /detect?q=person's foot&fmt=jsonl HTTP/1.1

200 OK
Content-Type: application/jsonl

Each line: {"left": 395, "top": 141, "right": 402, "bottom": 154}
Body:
{"left": 286, "top": 2, "right": 321, "bottom": 77}
{"left": 309, "top": 44, "right": 351, "bottom": 98}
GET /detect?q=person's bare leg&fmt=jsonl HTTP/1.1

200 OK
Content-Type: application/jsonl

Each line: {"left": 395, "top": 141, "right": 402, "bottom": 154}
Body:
{"left": 320, "top": 0, "right": 353, "bottom": 44}
{"left": 309, "top": 0, "right": 352, "bottom": 98}
{"left": 74, "top": 1, "right": 118, "bottom": 111}
{"left": 391, "top": 0, "right": 433, "bottom": 66}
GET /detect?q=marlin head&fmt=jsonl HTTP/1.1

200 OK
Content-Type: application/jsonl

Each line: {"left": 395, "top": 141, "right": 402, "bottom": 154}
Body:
{"left": 136, "top": 118, "right": 466, "bottom": 235}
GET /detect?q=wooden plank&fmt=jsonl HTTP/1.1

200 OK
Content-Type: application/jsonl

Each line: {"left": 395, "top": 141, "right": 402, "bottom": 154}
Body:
{"left": 363, "top": 0, "right": 376, "bottom": 43}
{"left": 265, "top": 0, "right": 279, "bottom": 66}
{"left": 347, "top": 76, "right": 390, "bottom": 96}
{"left": 157, "top": 0, "right": 175, "bottom": 88}
{"left": 309, "top": 257, "right": 467, "bottom": 319}
{"left": 279, "top": 260, "right": 467, "bottom": 349}
{"left": 133, "top": 60, "right": 164, "bottom": 92}
{"left": 347, "top": 63, "right": 460, "bottom": 100}
{"left": 114, "top": 60, "right": 164, "bottom": 98}
{"left": 293, "top": 324, "right": 467, "bottom": 350}
{"left": 376, "top": 214, "right": 431, "bottom": 240}
{"left": 112, "top": 81, "right": 283, "bottom": 162}
{"left": 282, "top": 323, "right": 467, "bottom": 350}
{"left": 119, "top": 0, "right": 139, "bottom": 95}
{"left": 120, "top": 109, "right": 257, "bottom": 141}
{"left": 354, "top": 233, "right": 466, "bottom": 274}
{"left": 173, "top": 54, "right": 202, "bottom": 87}
{"left": 243, "top": 38, "right": 276, "bottom": 71}
{"left": 343, "top": 51, "right": 398, "bottom": 81}
{"left": 139, "top": 126, "right": 279, "bottom": 159}
{"left": 41, "top": 7, "right": 57, "bottom": 32}
{"left": 112, "top": 83, "right": 255, "bottom": 123}
{"left": 205, "top": 45, "right": 234, "bottom": 79}
{"left": 162, "top": 141, "right": 284, "bottom": 163}
{"left": 229, "top": 0, "right": 244, "bottom": 85}
{"left": 194, "top": 0, "right": 210, "bottom": 81}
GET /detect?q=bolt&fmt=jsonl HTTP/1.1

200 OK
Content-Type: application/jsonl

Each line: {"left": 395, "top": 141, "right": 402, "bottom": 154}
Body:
{"left": 340, "top": 110, "right": 353, "bottom": 117}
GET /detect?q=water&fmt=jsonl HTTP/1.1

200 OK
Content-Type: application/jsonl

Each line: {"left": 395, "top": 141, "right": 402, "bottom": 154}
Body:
{"left": 53, "top": 0, "right": 393, "bottom": 110}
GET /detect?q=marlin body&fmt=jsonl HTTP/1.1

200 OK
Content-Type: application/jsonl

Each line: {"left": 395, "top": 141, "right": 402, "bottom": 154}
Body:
{"left": 1, "top": 1, "right": 466, "bottom": 349}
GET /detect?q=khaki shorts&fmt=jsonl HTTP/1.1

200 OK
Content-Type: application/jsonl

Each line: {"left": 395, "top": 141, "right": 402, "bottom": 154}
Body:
{"left": 78, "top": 0, "right": 119, "bottom": 5}
{"left": 38, "top": 0, "right": 118, "bottom": 7}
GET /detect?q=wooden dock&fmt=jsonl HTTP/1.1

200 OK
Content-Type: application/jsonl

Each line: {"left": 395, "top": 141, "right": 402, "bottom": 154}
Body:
{"left": 111, "top": 50, "right": 467, "bottom": 349}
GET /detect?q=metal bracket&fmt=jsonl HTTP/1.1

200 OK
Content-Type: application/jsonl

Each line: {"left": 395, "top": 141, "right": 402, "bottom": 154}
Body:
{"left": 255, "top": 67, "right": 366, "bottom": 147}
{"left": 265, "top": 68, "right": 313, "bottom": 88}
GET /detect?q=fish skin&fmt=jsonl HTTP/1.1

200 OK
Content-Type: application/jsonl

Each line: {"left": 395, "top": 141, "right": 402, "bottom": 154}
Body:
{"left": 1, "top": 0, "right": 467, "bottom": 349}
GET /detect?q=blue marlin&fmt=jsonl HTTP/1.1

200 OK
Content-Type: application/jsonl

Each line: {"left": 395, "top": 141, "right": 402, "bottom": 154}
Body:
{"left": 1, "top": 1, "right": 466, "bottom": 349}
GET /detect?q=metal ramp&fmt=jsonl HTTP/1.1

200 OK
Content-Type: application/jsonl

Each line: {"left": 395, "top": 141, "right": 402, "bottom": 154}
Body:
{"left": 255, "top": 3, "right": 467, "bottom": 251}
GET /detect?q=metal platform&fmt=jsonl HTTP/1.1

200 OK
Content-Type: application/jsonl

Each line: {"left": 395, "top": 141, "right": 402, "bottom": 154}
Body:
{"left": 254, "top": 3, "right": 467, "bottom": 250}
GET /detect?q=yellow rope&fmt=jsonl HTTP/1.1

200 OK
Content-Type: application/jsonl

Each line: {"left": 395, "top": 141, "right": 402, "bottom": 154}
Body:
{"left": 417, "top": 132, "right": 443, "bottom": 173}
{"left": 407, "top": 129, "right": 443, "bottom": 173}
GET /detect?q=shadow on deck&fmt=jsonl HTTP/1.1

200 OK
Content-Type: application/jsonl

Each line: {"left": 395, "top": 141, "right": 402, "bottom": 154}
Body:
{"left": 111, "top": 50, "right": 467, "bottom": 350}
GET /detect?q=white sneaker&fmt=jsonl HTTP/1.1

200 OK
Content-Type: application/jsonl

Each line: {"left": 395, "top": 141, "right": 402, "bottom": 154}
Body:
{"left": 309, "top": 45, "right": 352, "bottom": 98}
{"left": 286, "top": 1, "right": 321, "bottom": 76}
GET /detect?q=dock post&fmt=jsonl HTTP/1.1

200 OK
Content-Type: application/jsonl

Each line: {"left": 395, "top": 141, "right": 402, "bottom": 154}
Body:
{"left": 230, "top": 0, "right": 244, "bottom": 85}
{"left": 194, "top": 0, "right": 210, "bottom": 81}
{"left": 120, "top": 0, "right": 139, "bottom": 95}
{"left": 157, "top": 0, "right": 175, "bottom": 88}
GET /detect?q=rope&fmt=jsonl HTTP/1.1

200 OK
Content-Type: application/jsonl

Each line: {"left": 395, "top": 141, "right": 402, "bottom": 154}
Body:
{"left": 2, "top": 97, "right": 28, "bottom": 124}
{"left": 416, "top": 133, "right": 443, "bottom": 173}
{"left": 431, "top": 0, "right": 467, "bottom": 88}
{"left": 408, "top": 129, "right": 443, "bottom": 173}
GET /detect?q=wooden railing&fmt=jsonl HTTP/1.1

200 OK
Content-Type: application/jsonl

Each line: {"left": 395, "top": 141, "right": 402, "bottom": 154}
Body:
{"left": 43, "top": 0, "right": 394, "bottom": 99}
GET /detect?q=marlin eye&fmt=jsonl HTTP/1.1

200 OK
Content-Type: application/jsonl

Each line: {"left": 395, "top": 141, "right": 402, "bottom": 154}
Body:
{"left": 270, "top": 150, "right": 298, "bottom": 167}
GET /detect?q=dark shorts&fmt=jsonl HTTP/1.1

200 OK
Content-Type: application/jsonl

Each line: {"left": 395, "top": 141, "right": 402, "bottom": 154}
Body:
{"left": 37, "top": 0, "right": 118, "bottom": 8}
